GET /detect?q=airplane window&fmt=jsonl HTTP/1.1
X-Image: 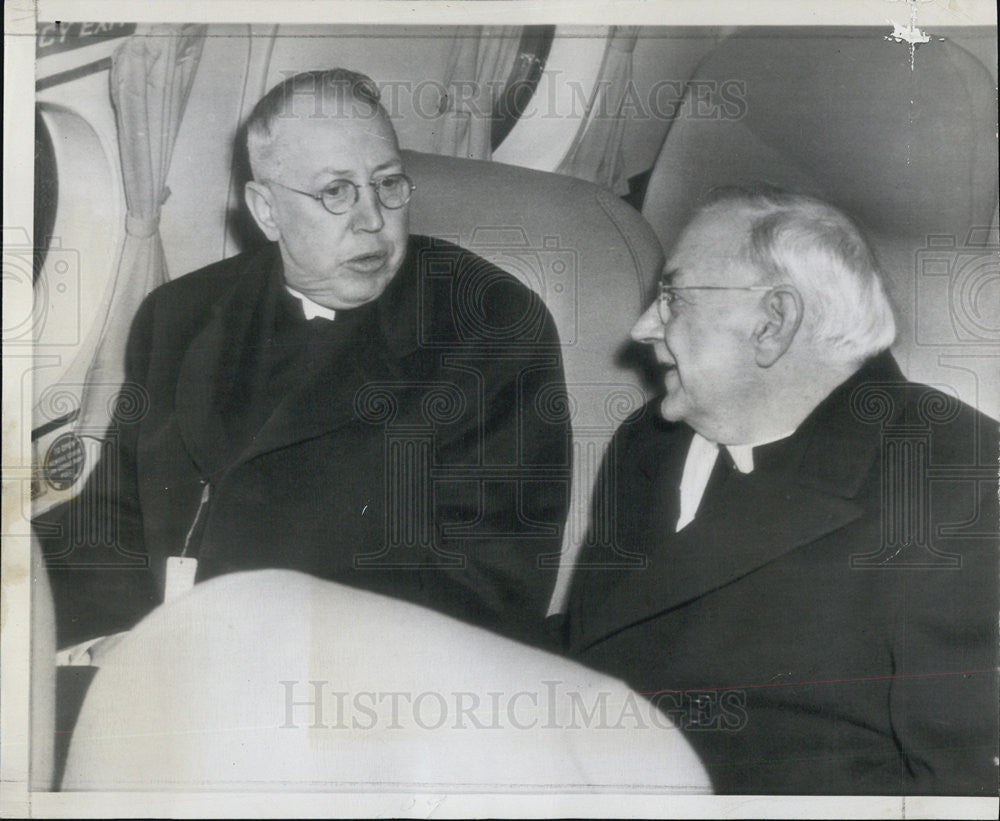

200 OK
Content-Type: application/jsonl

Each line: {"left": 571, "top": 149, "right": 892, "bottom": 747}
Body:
{"left": 491, "top": 26, "right": 555, "bottom": 151}
{"left": 30, "top": 102, "right": 121, "bottom": 407}
{"left": 34, "top": 107, "right": 58, "bottom": 285}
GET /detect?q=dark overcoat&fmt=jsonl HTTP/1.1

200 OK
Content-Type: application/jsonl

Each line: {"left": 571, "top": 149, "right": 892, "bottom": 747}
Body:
{"left": 40, "top": 236, "right": 571, "bottom": 647}
{"left": 568, "top": 353, "right": 999, "bottom": 794}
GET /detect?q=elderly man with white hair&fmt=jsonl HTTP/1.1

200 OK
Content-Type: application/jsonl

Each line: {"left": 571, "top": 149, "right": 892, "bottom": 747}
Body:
{"left": 567, "top": 188, "right": 999, "bottom": 795}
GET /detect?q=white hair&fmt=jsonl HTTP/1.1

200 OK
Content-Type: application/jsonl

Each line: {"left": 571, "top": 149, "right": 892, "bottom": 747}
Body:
{"left": 703, "top": 188, "right": 897, "bottom": 365}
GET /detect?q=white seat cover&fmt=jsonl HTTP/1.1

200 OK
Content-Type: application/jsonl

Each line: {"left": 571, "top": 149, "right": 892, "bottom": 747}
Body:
{"left": 63, "top": 569, "right": 711, "bottom": 793}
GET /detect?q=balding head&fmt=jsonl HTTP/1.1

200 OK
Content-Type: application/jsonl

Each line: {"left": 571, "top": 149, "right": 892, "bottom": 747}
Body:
{"left": 241, "top": 69, "right": 410, "bottom": 311}
{"left": 245, "top": 69, "right": 396, "bottom": 182}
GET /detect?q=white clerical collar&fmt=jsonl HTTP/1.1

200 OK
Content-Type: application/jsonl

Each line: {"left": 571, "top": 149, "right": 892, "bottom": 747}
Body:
{"left": 676, "top": 434, "right": 723, "bottom": 531}
{"left": 675, "top": 429, "right": 796, "bottom": 532}
{"left": 285, "top": 286, "right": 338, "bottom": 321}
{"left": 726, "top": 428, "right": 796, "bottom": 474}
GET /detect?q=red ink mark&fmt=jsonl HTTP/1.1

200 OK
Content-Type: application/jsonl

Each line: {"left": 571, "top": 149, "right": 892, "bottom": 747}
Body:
{"left": 640, "top": 668, "right": 997, "bottom": 696}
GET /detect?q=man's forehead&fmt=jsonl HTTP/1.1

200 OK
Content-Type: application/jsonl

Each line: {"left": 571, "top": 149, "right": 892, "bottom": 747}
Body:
{"left": 267, "top": 107, "right": 400, "bottom": 172}
{"left": 276, "top": 85, "right": 381, "bottom": 120}
{"left": 271, "top": 103, "right": 394, "bottom": 141}
{"left": 664, "top": 208, "right": 750, "bottom": 282}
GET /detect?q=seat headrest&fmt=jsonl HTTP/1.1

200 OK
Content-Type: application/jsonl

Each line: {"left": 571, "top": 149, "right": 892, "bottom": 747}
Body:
{"left": 641, "top": 29, "right": 999, "bottom": 417}
{"left": 401, "top": 149, "right": 668, "bottom": 609}
{"left": 402, "top": 148, "right": 663, "bottom": 432}
{"left": 643, "top": 28, "right": 997, "bottom": 250}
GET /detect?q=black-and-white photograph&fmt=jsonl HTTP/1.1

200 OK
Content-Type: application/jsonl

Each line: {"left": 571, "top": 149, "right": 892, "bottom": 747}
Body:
{"left": 3, "top": 1, "right": 998, "bottom": 817}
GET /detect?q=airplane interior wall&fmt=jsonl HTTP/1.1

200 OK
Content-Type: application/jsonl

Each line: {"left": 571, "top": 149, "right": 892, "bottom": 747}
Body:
{"left": 31, "top": 23, "right": 999, "bottom": 417}
{"left": 19, "top": 16, "right": 1000, "bottom": 803}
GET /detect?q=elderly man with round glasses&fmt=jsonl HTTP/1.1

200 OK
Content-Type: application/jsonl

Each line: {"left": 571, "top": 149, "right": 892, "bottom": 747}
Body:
{"left": 39, "top": 69, "right": 570, "bottom": 651}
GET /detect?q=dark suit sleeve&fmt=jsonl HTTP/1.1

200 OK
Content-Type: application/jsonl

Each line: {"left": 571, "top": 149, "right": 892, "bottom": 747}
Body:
{"left": 887, "top": 451, "right": 1000, "bottom": 795}
{"left": 33, "top": 294, "right": 160, "bottom": 647}
{"left": 418, "top": 269, "right": 571, "bottom": 646}
{"left": 565, "top": 405, "right": 654, "bottom": 653}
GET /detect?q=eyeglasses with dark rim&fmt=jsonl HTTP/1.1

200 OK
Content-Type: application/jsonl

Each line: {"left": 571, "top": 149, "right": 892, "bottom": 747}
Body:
{"left": 267, "top": 173, "right": 415, "bottom": 215}
{"left": 657, "top": 282, "right": 774, "bottom": 323}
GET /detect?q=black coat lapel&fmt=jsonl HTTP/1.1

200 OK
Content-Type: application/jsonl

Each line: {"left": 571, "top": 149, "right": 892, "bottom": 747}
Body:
{"left": 174, "top": 238, "right": 430, "bottom": 475}
{"left": 639, "top": 422, "right": 689, "bottom": 540}
{"left": 240, "top": 236, "right": 428, "bottom": 462}
{"left": 237, "top": 322, "right": 388, "bottom": 462}
{"left": 174, "top": 249, "right": 277, "bottom": 479}
{"left": 574, "top": 354, "right": 903, "bottom": 651}
{"left": 577, "top": 474, "right": 863, "bottom": 649}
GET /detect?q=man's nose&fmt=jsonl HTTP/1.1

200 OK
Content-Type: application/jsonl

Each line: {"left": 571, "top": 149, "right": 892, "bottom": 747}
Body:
{"left": 351, "top": 185, "right": 385, "bottom": 232}
{"left": 630, "top": 301, "right": 665, "bottom": 345}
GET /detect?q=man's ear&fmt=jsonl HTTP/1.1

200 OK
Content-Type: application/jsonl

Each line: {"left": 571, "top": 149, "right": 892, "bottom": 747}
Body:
{"left": 753, "top": 285, "right": 803, "bottom": 367}
{"left": 244, "top": 181, "right": 281, "bottom": 242}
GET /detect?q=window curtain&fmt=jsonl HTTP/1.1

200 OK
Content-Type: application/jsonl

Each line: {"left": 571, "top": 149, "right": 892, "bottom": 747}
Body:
{"left": 555, "top": 26, "right": 639, "bottom": 195}
{"left": 75, "top": 24, "right": 206, "bottom": 436}
{"left": 435, "top": 26, "right": 522, "bottom": 160}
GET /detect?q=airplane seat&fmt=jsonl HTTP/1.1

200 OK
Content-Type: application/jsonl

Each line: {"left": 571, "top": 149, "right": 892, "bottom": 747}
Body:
{"left": 403, "top": 149, "right": 664, "bottom": 610}
{"left": 54, "top": 153, "right": 679, "bottom": 790}
{"left": 62, "top": 570, "right": 712, "bottom": 792}
{"left": 640, "top": 28, "right": 1000, "bottom": 418}
{"left": 30, "top": 536, "right": 56, "bottom": 791}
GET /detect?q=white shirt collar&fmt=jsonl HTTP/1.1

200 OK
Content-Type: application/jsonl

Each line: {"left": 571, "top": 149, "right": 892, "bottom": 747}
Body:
{"left": 675, "top": 429, "right": 795, "bottom": 532}
{"left": 726, "top": 428, "right": 796, "bottom": 474}
{"left": 726, "top": 442, "right": 755, "bottom": 475}
{"left": 285, "top": 286, "right": 337, "bottom": 321}
{"left": 676, "top": 433, "right": 721, "bottom": 531}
